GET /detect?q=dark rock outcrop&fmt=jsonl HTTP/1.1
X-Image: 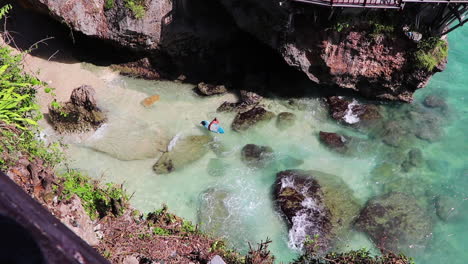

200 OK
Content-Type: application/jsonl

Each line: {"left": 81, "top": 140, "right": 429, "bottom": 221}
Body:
{"left": 355, "top": 192, "right": 432, "bottom": 252}
{"left": 319, "top": 131, "right": 349, "bottom": 154}
{"left": 401, "top": 148, "right": 424, "bottom": 172}
{"left": 231, "top": 107, "right": 275, "bottom": 132}
{"left": 48, "top": 85, "right": 106, "bottom": 133}
{"left": 274, "top": 170, "right": 360, "bottom": 252}
{"left": 276, "top": 112, "right": 296, "bottom": 130}
{"left": 111, "top": 58, "right": 161, "bottom": 80}
{"left": 326, "top": 96, "right": 381, "bottom": 126}
{"left": 20, "top": 0, "right": 446, "bottom": 101}
{"left": 217, "top": 90, "right": 263, "bottom": 113}
{"left": 240, "top": 144, "right": 274, "bottom": 168}
{"left": 196, "top": 82, "right": 228, "bottom": 96}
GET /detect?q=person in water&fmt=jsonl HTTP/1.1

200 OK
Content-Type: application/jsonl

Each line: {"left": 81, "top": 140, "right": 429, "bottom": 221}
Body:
{"left": 208, "top": 117, "right": 219, "bottom": 131}
{"left": 200, "top": 118, "right": 219, "bottom": 132}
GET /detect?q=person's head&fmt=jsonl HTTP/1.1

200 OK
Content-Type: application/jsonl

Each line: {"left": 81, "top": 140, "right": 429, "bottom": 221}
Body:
{"left": 200, "top": 121, "right": 207, "bottom": 126}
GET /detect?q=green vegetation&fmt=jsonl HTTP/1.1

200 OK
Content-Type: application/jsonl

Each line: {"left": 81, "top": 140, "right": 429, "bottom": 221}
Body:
{"left": 414, "top": 37, "right": 448, "bottom": 71}
{"left": 124, "top": 0, "right": 146, "bottom": 19}
{"left": 104, "top": 0, "right": 115, "bottom": 10}
{"left": 293, "top": 248, "right": 415, "bottom": 264}
{"left": 152, "top": 226, "right": 171, "bottom": 236}
{"left": 0, "top": 4, "right": 64, "bottom": 171}
{"left": 57, "top": 170, "right": 128, "bottom": 219}
{"left": 333, "top": 21, "right": 350, "bottom": 33}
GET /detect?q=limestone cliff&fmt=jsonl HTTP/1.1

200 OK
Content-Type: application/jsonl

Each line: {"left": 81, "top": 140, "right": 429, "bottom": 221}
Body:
{"left": 16, "top": 0, "right": 448, "bottom": 101}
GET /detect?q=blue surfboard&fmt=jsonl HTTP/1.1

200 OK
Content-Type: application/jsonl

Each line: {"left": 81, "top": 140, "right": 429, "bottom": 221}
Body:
{"left": 201, "top": 120, "right": 225, "bottom": 134}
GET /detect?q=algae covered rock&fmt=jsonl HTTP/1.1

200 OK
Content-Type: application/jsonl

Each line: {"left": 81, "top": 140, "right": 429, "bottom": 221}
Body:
{"left": 355, "top": 192, "right": 432, "bottom": 252}
{"left": 153, "top": 135, "right": 212, "bottom": 174}
{"left": 232, "top": 107, "right": 275, "bottom": 132}
{"left": 241, "top": 144, "right": 274, "bottom": 168}
{"left": 276, "top": 112, "right": 296, "bottom": 130}
{"left": 49, "top": 85, "right": 106, "bottom": 133}
{"left": 274, "top": 170, "right": 360, "bottom": 251}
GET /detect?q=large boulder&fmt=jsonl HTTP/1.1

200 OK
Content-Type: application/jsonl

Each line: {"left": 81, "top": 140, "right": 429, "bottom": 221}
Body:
{"left": 48, "top": 85, "right": 106, "bottom": 133}
{"left": 274, "top": 170, "right": 360, "bottom": 252}
{"left": 153, "top": 135, "right": 212, "bottom": 174}
{"left": 231, "top": 107, "right": 275, "bottom": 132}
{"left": 240, "top": 144, "right": 274, "bottom": 168}
{"left": 355, "top": 192, "right": 432, "bottom": 252}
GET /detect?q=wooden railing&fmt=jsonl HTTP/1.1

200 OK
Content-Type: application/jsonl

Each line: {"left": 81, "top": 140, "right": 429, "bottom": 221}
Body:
{"left": 291, "top": 0, "right": 468, "bottom": 8}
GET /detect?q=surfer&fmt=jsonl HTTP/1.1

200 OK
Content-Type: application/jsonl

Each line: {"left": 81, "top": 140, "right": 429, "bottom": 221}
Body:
{"left": 208, "top": 117, "right": 219, "bottom": 131}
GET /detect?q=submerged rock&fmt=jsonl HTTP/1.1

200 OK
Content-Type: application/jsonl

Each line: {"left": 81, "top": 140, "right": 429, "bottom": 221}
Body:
{"left": 274, "top": 170, "right": 360, "bottom": 252}
{"left": 207, "top": 158, "right": 229, "bottom": 177}
{"left": 401, "top": 148, "right": 424, "bottom": 172}
{"left": 87, "top": 118, "right": 168, "bottom": 161}
{"left": 355, "top": 192, "right": 432, "bottom": 252}
{"left": 276, "top": 112, "right": 296, "bottom": 130}
{"left": 376, "top": 121, "right": 411, "bottom": 148}
{"left": 217, "top": 91, "right": 262, "bottom": 113}
{"left": 196, "top": 82, "right": 228, "bottom": 96}
{"left": 111, "top": 58, "right": 160, "bottom": 80}
{"left": 198, "top": 188, "right": 230, "bottom": 237}
{"left": 370, "top": 163, "right": 399, "bottom": 184}
{"left": 48, "top": 85, "right": 106, "bottom": 133}
{"left": 153, "top": 135, "right": 212, "bottom": 174}
{"left": 423, "top": 95, "right": 447, "bottom": 109}
{"left": 319, "top": 131, "right": 349, "bottom": 154}
{"left": 241, "top": 144, "right": 274, "bottom": 168}
{"left": 434, "top": 195, "right": 465, "bottom": 222}
{"left": 231, "top": 107, "right": 275, "bottom": 132}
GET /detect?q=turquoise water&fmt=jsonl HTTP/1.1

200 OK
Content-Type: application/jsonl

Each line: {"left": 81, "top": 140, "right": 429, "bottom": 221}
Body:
{"left": 47, "top": 27, "right": 468, "bottom": 263}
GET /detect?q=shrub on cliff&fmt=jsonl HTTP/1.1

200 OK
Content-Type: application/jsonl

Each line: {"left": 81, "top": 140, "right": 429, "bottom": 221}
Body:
{"left": 414, "top": 37, "right": 448, "bottom": 71}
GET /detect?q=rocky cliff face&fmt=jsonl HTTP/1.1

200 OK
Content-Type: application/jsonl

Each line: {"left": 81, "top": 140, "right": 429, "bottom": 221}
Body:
{"left": 17, "top": 0, "right": 446, "bottom": 101}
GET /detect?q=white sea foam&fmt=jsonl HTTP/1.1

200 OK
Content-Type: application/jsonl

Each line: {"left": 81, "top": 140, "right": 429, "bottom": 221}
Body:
{"left": 168, "top": 132, "right": 182, "bottom": 151}
{"left": 343, "top": 99, "right": 360, "bottom": 124}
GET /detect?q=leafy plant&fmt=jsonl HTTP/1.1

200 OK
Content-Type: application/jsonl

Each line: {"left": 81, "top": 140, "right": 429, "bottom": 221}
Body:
{"left": 104, "top": 0, "right": 115, "bottom": 10}
{"left": 414, "top": 37, "right": 448, "bottom": 71}
{"left": 124, "top": 0, "right": 146, "bottom": 19}
{"left": 152, "top": 227, "right": 171, "bottom": 236}
{"left": 58, "top": 170, "right": 128, "bottom": 219}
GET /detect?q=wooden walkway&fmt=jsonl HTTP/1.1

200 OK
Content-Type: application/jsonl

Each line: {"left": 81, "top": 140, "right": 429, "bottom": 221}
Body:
{"left": 292, "top": 0, "right": 468, "bottom": 9}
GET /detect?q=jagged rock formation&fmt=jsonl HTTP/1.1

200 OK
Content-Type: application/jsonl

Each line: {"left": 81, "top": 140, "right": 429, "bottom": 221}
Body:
{"left": 19, "top": 0, "right": 447, "bottom": 101}
{"left": 273, "top": 170, "right": 360, "bottom": 252}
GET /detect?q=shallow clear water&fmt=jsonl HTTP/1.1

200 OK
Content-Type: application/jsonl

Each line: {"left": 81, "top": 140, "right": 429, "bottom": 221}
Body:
{"left": 49, "top": 27, "right": 468, "bottom": 263}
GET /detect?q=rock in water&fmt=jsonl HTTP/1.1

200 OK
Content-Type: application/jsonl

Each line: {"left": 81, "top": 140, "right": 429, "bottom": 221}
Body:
{"left": 207, "top": 158, "right": 229, "bottom": 177}
{"left": 274, "top": 170, "right": 360, "bottom": 252}
{"left": 87, "top": 118, "right": 168, "bottom": 161}
{"left": 49, "top": 85, "right": 106, "bottom": 133}
{"left": 153, "top": 135, "right": 212, "bottom": 174}
{"left": 231, "top": 107, "right": 275, "bottom": 132}
{"left": 196, "top": 82, "right": 228, "bottom": 96}
{"left": 70, "top": 85, "right": 98, "bottom": 110}
{"left": 319, "top": 131, "right": 349, "bottom": 154}
{"left": 276, "top": 112, "right": 296, "bottom": 130}
{"left": 241, "top": 144, "right": 274, "bottom": 168}
{"left": 435, "top": 195, "right": 465, "bottom": 222}
{"left": 239, "top": 90, "right": 263, "bottom": 105}
{"left": 141, "top": 94, "right": 160, "bottom": 107}
{"left": 326, "top": 97, "right": 381, "bottom": 126}
{"left": 355, "top": 192, "right": 432, "bottom": 253}
{"left": 198, "top": 188, "right": 230, "bottom": 237}
{"left": 423, "top": 95, "right": 447, "bottom": 109}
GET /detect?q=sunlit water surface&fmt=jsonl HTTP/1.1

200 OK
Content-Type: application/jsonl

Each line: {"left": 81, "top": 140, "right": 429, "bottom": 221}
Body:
{"left": 45, "top": 27, "right": 468, "bottom": 263}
